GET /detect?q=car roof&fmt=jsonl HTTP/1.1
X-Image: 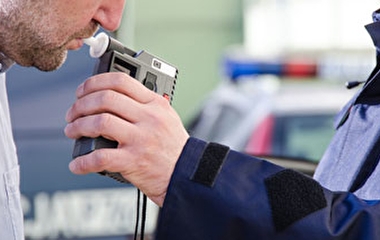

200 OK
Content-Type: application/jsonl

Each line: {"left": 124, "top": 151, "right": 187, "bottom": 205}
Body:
{"left": 272, "top": 80, "right": 356, "bottom": 115}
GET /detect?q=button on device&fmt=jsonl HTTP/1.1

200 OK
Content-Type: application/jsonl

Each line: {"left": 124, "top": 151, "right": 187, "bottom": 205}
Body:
{"left": 153, "top": 59, "right": 162, "bottom": 69}
{"left": 144, "top": 72, "right": 157, "bottom": 92}
{"left": 163, "top": 94, "right": 170, "bottom": 101}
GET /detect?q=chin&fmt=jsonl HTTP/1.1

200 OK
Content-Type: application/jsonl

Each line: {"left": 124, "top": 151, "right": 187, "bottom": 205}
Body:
{"left": 34, "top": 52, "right": 68, "bottom": 72}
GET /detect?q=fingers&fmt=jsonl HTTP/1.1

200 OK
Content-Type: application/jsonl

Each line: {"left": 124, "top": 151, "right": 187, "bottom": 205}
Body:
{"left": 69, "top": 149, "right": 113, "bottom": 175}
{"left": 68, "top": 141, "right": 180, "bottom": 206}
{"left": 65, "top": 112, "right": 138, "bottom": 142}
{"left": 76, "top": 72, "right": 156, "bottom": 104}
{"left": 65, "top": 71, "right": 174, "bottom": 142}
{"left": 66, "top": 90, "right": 144, "bottom": 124}
{"left": 69, "top": 148, "right": 127, "bottom": 175}
{"left": 65, "top": 71, "right": 190, "bottom": 207}
{"left": 65, "top": 72, "right": 154, "bottom": 139}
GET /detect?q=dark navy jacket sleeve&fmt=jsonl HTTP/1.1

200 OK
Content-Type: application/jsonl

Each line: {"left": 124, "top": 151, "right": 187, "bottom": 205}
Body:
{"left": 155, "top": 138, "right": 380, "bottom": 240}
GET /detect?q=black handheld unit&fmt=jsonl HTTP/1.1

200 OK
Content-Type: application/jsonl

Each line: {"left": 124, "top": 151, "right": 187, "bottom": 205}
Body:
{"left": 72, "top": 33, "right": 178, "bottom": 183}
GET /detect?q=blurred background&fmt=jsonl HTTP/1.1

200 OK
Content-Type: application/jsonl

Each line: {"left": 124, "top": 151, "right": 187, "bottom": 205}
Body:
{"left": 6, "top": 0, "right": 379, "bottom": 239}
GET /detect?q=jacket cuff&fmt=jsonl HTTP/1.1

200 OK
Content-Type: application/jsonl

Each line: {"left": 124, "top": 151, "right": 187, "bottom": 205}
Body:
{"left": 162, "top": 137, "right": 208, "bottom": 208}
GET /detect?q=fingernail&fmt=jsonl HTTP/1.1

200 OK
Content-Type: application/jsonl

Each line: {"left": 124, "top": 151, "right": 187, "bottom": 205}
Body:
{"left": 69, "top": 161, "right": 77, "bottom": 173}
{"left": 63, "top": 124, "right": 71, "bottom": 137}
{"left": 76, "top": 82, "right": 84, "bottom": 97}
{"left": 65, "top": 107, "right": 72, "bottom": 122}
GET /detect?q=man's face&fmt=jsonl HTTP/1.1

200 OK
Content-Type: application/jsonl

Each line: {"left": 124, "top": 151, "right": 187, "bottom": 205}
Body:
{"left": 0, "top": 0, "right": 125, "bottom": 71}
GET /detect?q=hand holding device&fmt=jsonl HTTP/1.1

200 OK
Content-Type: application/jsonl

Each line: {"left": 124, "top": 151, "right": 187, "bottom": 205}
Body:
{"left": 71, "top": 33, "right": 178, "bottom": 183}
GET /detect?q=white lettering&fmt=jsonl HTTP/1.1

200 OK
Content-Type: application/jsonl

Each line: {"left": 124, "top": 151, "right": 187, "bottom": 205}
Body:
{"left": 23, "top": 188, "right": 158, "bottom": 239}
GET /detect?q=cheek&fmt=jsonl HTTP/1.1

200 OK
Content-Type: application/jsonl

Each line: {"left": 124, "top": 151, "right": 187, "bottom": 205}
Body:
{"left": 41, "top": 2, "right": 99, "bottom": 41}
{"left": 51, "top": 16, "right": 89, "bottom": 40}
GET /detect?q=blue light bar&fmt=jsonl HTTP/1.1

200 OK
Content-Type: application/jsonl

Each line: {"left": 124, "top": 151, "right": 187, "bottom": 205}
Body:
{"left": 223, "top": 56, "right": 317, "bottom": 81}
{"left": 224, "top": 58, "right": 283, "bottom": 80}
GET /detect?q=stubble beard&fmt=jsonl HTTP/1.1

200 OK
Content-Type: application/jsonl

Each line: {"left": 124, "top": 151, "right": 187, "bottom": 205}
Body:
{"left": 0, "top": 2, "right": 99, "bottom": 72}
{"left": 9, "top": 21, "right": 99, "bottom": 72}
{"left": 20, "top": 22, "right": 99, "bottom": 72}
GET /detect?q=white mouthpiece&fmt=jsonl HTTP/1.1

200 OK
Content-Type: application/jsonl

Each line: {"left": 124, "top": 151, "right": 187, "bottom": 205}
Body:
{"left": 83, "top": 32, "right": 110, "bottom": 58}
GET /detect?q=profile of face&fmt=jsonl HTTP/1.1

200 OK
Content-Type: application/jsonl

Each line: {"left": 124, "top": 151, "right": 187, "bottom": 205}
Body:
{"left": 0, "top": 0, "right": 125, "bottom": 72}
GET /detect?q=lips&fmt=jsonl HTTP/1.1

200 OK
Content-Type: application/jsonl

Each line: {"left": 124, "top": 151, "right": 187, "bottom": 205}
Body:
{"left": 65, "top": 22, "right": 98, "bottom": 51}
{"left": 66, "top": 39, "right": 84, "bottom": 50}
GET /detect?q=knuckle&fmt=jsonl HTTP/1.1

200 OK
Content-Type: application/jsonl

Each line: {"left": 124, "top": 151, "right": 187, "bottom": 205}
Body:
{"left": 113, "top": 73, "right": 128, "bottom": 83}
{"left": 146, "top": 98, "right": 169, "bottom": 121}
{"left": 82, "top": 77, "right": 94, "bottom": 93}
{"left": 75, "top": 157, "right": 89, "bottom": 172}
{"left": 92, "top": 150, "right": 110, "bottom": 170}
{"left": 94, "top": 113, "right": 112, "bottom": 132}
{"left": 74, "top": 118, "right": 86, "bottom": 129}
{"left": 98, "top": 91, "right": 119, "bottom": 108}
{"left": 105, "top": 72, "right": 128, "bottom": 88}
{"left": 70, "top": 100, "right": 82, "bottom": 116}
{"left": 155, "top": 94, "right": 171, "bottom": 109}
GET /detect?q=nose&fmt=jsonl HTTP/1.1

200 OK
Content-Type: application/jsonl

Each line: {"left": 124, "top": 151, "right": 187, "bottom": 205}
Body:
{"left": 93, "top": 0, "right": 126, "bottom": 32}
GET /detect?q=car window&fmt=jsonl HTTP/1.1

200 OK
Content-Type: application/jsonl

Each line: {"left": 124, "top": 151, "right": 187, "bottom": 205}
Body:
{"left": 273, "top": 114, "right": 335, "bottom": 162}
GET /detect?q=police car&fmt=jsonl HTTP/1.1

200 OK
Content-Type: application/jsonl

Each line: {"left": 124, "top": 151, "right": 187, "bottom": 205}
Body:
{"left": 187, "top": 55, "right": 357, "bottom": 175}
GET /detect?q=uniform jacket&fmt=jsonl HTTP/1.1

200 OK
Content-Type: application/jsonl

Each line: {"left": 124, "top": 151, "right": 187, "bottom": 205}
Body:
{"left": 155, "top": 11, "right": 380, "bottom": 240}
{"left": 314, "top": 12, "right": 380, "bottom": 200}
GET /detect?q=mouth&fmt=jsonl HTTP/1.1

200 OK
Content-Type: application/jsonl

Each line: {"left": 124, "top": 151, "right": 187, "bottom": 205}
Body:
{"left": 65, "top": 38, "right": 85, "bottom": 50}
{"left": 65, "top": 22, "right": 99, "bottom": 51}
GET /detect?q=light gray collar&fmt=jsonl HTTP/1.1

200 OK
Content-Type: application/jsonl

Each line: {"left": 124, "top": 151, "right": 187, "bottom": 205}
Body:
{"left": 0, "top": 52, "right": 14, "bottom": 73}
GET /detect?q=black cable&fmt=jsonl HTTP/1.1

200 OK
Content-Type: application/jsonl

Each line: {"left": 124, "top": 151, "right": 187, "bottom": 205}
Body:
{"left": 134, "top": 189, "right": 141, "bottom": 240}
{"left": 134, "top": 189, "right": 148, "bottom": 240}
{"left": 140, "top": 194, "right": 147, "bottom": 240}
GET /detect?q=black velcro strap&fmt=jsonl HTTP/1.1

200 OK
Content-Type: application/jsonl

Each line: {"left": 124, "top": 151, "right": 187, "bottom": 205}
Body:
{"left": 191, "top": 142, "right": 229, "bottom": 187}
{"left": 265, "top": 170, "right": 327, "bottom": 232}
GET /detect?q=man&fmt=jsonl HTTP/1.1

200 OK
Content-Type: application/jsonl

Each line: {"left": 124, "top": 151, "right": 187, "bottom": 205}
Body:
{"left": 0, "top": 0, "right": 125, "bottom": 239}
{"left": 65, "top": 7, "right": 380, "bottom": 240}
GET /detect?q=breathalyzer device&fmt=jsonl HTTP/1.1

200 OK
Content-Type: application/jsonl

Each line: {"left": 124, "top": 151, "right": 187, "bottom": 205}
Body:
{"left": 72, "top": 32, "right": 178, "bottom": 183}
